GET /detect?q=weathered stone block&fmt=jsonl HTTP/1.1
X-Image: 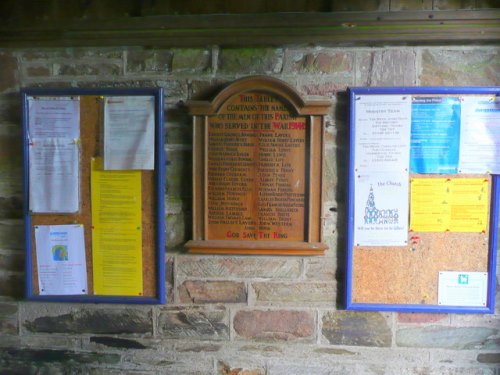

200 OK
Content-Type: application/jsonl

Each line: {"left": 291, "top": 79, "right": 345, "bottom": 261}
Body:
{"left": 284, "top": 51, "right": 353, "bottom": 75}
{"left": 267, "top": 362, "right": 360, "bottom": 375}
{"left": 54, "top": 62, "right": 122, "bottom": 76}
{"left": 0, "top": 95, "right": 22, "bottom": 137}
{"left": 71, "top": 49, "right": 123, "bottom": 59}
{"left": 477, "top": 352, "right": 500, "bottom": 364}
{"left": 166, "top": 125, "right": 192, "bottom": 145}
{"left": 25, "top": 65, "right": 52, "bottom": 77}
{"left": 0, "top": 136, "right": 23, "bottom": 199}
{"left": 166, "top": 210, "right": 187, "bottom": 249}
{"left": 0, "top": 52, "right": 18, "bottom": 93}
{"left": 176, "top": 256, "right": 301, "bottom": 279}
{"left": 24, "top": 308, "right": 153, "bottom": 335}
{"left": 322, "top": 311, "right": 391, "bottom": 347}
{"left": 0, "top": 302, "right": 18, "bottom": 334}
{"left": 166, "top": 150, "right": 192, "bottom": 199}
{"left": 90, "top": 336, "right": 147, "bottom": 349}
{"left": 298, "top": 80, "right": 350, "bottom": 96}
{"left": 76, "top": 79, "right": 162, "bottom": 89}
{"left": 385, "top": 365, "right": 495, "bottom": 375}
{"left": 390, "top": 0, "right": 432, "bottom": 10}
{"left": 158, "top": 306, "right": 229, "bottom": 340}
{"left": 127, "top": 49, "right": 172, "bottom": 73}
{"left": 0, "top": 251, "right": 24, "bottom": 272}
{"left": 179, "top": 280, "right": 247, "bottom": 304}
{"left": 218, "top": 48, "right": 283, "bottom": 75}
{"left": 0, "top": 220, "right": 24, "bottom": 251}
{"left": 420, "top": 49, "right": 499, "bottom": 86}
{"left": 0, "top": 197, "right": 22, "bottom": 219}
{"left": 356, "top": 50, "right": 417, "bottom": 86}
{"left": 171, "top": 48, "right": 211, "bottom": 73}
{"left": 176, "top": 342, "right": 222, "bottom": 353}
{"left": 0, "top": 273, "right": 24, "bottom": 299}
{"left": 21, "top": 50, "right": 72, "bottom": 61}
{"left": 397, "top": 312, "right": 449, "bottom": 324}
{"left": 305, "top": 257, "right": 336, "bottom": 281}
{"left": 218, "top": 360, "right": 265, "bottom": 375}
{"left": 166, "top": 256, "right": 174, "bottom": 304}
{"left": 252, "top": 281, "right": 336, "bottom": 305}
{"left": 396, "top": 326, "right": 498, "bottom": 349}
{"left": 433, "top": 0, "right": 475, "bottom": 10}
{"left": 233, "top": 309, "right": 314, "bottom": 342}
{"left": 187, "top": 78, "right": 230, "bottom": 101}
{"left": 0, "top": 347, "right": 120, "bottom": 365}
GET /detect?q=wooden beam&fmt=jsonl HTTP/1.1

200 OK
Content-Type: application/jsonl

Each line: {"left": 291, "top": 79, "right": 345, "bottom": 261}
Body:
{"left": 0, "top": 10, "right": 498, "bottom": 47}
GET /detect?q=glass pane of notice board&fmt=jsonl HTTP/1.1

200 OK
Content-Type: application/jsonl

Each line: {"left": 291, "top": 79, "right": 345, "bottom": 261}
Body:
{"left": 346, "top": 87, "right": 499, "bottom": 313}
{"left": 22, "top": 88, "right": 165, "bottom": 304}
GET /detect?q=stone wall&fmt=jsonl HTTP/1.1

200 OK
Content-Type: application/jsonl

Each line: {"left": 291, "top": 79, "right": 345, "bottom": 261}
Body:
{"left": 0, "top": 45, "right": 499, "bottom": 374}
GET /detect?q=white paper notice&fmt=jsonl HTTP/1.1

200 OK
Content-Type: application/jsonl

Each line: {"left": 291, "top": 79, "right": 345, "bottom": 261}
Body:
{"left": 104, "top": 96, "right": 155, "bottom": 170}
{"left": 354, "top": 95, "right": 412, "bottom": 173}
{"left": 35, "top": 224, "right": 87, "bottom": 295}
{"left": 29, "top": 139, "right": 80, "bottom": 213}
{"left": 354, "top": 172, "right": 409, "bottom": 246}
{"left": 28, "top": 97, "right": 80, "bottom": 139}
{"left": 459, "top": 96, "right": 500, "bottom": 174}
{"left": 438, "top": 271, "right": 488, "bottom": 307}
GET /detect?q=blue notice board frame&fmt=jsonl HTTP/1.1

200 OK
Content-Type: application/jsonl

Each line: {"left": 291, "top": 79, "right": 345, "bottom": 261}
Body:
{"left": 22, "top": 87, "right": 165, "bottom": 304}
{"left": 346, "top": 86, "right": 499, "bottom": 313}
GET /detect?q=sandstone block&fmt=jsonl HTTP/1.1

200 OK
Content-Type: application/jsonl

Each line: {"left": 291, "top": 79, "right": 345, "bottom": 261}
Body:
{"left": 252, "top": 281, "right": 336, "bottom": 305}
{"left": 179, "top": 280, "right": 247, "bottom": 304}
{"left": 356, "top": 50, "right": 416, "bottom": 86}
{"left": 176, "top": 256, "right": 301, "bottom": 279}
{"left": 397, "top": 312, "right": 449, "bottom": 324}
{"left": 284, "top": 51, "right": 353, "bottom": 75}
{"left": 420, "top": 49, "right": 499, "bottom": 86}
{"left": 127, "top": 49, "right": 172, "bottom": 73}
{"left": 233, "top": 309, "right": 315, "bottom": 342}
{"left": 218, "top": 48, "right": 283, "bottom": 74}
{"left": 171, "top": 48, "right": 211, "bottom": 73}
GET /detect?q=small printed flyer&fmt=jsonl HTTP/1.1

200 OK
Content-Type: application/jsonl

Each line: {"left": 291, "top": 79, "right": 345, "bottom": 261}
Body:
{"left": 438, "top": 271, "right": 488, "bottom": 307}
{"left": 354, "top": 95, "right": 411, "bottom": 173}
{"left": 410, "top": 96, "right": 461, "bottom": 174}
{"left": 354, "top": 172, "right": 409, "bottom": 246}
{"left": 35, "top": 224, "right": 87, "bottom": 295}
{"left": 459, "top": 95, "right": 500, "bottom": 174}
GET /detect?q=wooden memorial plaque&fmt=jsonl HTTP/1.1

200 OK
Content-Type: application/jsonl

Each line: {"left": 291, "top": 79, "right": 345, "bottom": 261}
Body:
{"left": 185, "top": 76, "right": 330, "bottom": 255}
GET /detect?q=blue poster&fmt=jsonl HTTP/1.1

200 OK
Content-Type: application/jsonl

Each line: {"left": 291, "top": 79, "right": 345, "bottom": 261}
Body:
{"left": 410, "top": 97, "right": 461, "bottom": 173}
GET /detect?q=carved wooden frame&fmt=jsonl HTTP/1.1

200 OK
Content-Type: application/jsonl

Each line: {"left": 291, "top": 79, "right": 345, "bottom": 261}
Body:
{"left": 185, "top": 76, "right": 330, "bottom": 255}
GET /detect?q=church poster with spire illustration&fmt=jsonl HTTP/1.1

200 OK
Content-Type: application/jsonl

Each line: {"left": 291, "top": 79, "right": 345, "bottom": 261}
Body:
{"left": 354, "top": 172, "right": 409, "bottom": 246}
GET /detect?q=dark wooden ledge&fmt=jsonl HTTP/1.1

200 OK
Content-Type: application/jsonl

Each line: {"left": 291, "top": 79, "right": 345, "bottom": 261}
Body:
{"left": 0, "top": 10, "right": 499, "bottom": 48}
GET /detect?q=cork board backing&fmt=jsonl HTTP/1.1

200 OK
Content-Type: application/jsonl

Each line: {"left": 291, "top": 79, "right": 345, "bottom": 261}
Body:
{"left": 351, "top": 174, "right": 491, "bottom": 305}
{"left": 29, "top": 95, "right": 157, "bottom": 298}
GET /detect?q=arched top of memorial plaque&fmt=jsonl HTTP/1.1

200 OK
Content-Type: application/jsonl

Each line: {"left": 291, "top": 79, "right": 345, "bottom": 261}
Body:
{"left": 188, "top": 75, "right": 331, "bottom": 116}
{"left": 186, "top": 75, "right": 330, "bottom": 255}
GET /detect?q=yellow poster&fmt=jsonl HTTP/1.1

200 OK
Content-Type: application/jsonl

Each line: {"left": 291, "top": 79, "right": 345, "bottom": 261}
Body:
{"left": 410, "top": 178, "right": 450, "bottom": 232}
{"left": 449, "top": 178, "right": 489, "bottom": 232}
{"left": 91, "top": 157, "right": 143, "bottom": 296}
{"left": 410, "top": 178, "right": 488, "bottom": 233}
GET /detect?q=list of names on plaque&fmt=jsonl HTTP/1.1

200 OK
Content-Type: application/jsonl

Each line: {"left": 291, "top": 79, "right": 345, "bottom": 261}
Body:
{"left": 207, "top": 92, "right": 307, "bottom": 241}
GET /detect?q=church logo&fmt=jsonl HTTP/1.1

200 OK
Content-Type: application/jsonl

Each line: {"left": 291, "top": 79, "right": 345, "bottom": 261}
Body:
{"left": 364, "top": 185, "right": 399, "bottom": 225}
